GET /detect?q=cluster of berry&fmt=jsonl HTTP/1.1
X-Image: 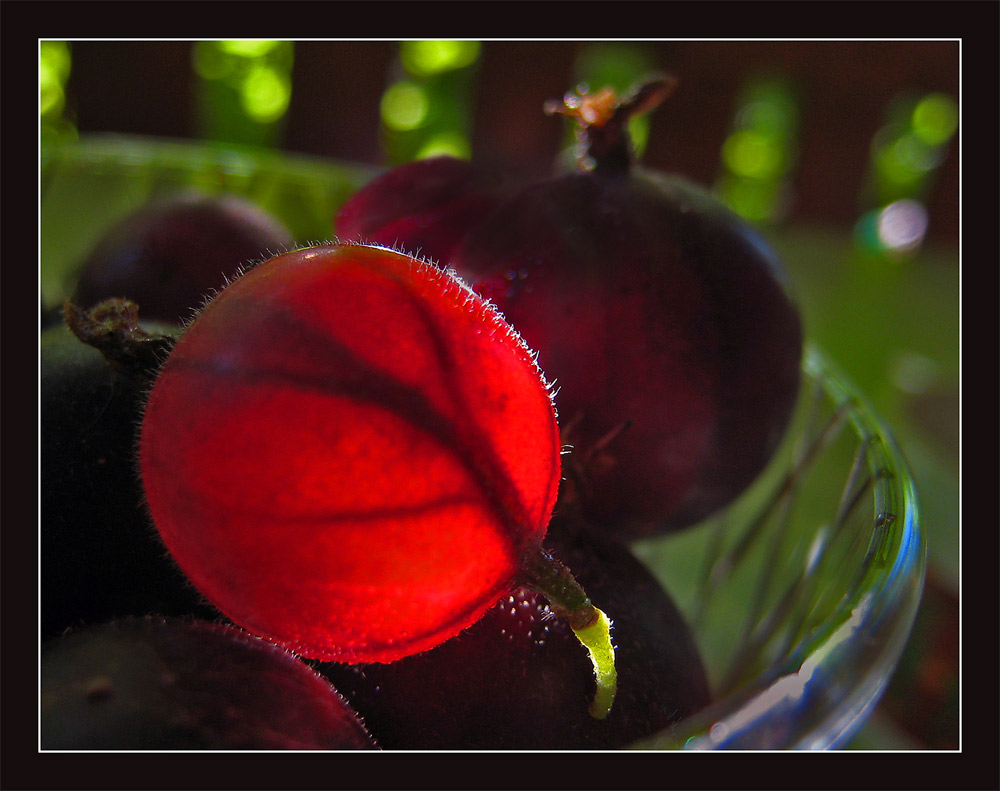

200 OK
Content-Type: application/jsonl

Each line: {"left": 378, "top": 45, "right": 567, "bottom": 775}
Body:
{"left": 42, "top": 79, "right": 801, "bottom": 750}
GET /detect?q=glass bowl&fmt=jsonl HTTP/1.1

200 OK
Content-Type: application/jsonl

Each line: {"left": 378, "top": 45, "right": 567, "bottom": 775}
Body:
{"left": 40, "top": 135, "right": 925, "bottom": 751}
{"left": 632, "top": 345, "right": 925, "bottom": 749}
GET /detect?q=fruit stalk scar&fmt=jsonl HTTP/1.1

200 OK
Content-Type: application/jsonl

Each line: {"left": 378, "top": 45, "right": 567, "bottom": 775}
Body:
{"left": 64, "top": 298, "right": 177, "bottom": 385}
{"left": 518, "top": 544, "right": 618, "bottom": 719}
{"left": 544, "top": 74, "right": 678, "bottom": 173}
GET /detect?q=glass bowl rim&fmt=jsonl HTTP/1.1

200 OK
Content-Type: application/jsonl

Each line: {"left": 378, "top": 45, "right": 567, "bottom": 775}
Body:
{"left": 637, "top": 345, "right": 926, "bottom": 750}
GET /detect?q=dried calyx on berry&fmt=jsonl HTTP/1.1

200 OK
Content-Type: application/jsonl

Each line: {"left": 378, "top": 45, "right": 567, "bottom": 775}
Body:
{"left": 544, "top": 74, "right": 678, "bottom": 173}
{"left": 63, "top": 298, "right": 177, "bottom": 384}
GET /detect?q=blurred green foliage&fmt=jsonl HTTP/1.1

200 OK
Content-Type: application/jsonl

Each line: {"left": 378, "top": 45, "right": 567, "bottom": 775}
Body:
{"left": 865, "top": 92, "right": 958, "bottom": 208}
{"left": 715, "top": 74, "right": 800, "bottom": 224}
{"left": 380, "top": 41, "right": 480, "bottom": 163}
{"left": 40, "top": 41, "right": 78, "bottom": 145}
{"left": 193, "top": 41, "right": 294, "bottom": 147}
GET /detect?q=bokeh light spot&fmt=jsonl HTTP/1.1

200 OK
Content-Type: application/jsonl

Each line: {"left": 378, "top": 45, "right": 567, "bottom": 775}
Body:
{"left": 891, "top": 350, "right": 942, "bottom": 395}
{"left": 401, "top": 40, "right": 480, "bottom": 77}
{"left": 381, "top": 82, "right": 430, "bottom": 131}
{"left": 877, "top": 199, "right": 928, "bottom": 253}
{"left": 854, "top": 210, "right": 883, "bottom": 255}
{"left": 240, "top": 65, "right": 290, "bottom": 123}
{"left": 40, "top": 41, "right": 71, "bottom": 84}
{"left": 220, "top": 40, "right": 282, "bottom": 59}
{"left": 722, "top": 130, "right": 783, "bottom": 179}
{"left": 40, "top": 41, "right": 72, "bottom": 118}
{"left": 415, "top": 131, "right": 471, "bottom": 160}
{"left": 912, "top": 93, "right": 958, "bottom": 147}
{"left": 192, "top": 40, "right": 293, "bottom": 145}
{"left": 720, "top": 178, "right": 780, "bottom": 222}
{"left": 737, "top": 99, "right": 791, "bottom": 138}
{"left": 894, "top": 133, "right": 943, "bottom": 173}
{"left": 716, "top": 75, "right": 798, "bottom": 224}
{"left": 193, "top": 42, "right": 232, "bottom": 80}
{"left": 40, "top": 79, "right": 65, "bottom": 117}
{"left": 874, "top": 130, "right": 943, "bottom": 191}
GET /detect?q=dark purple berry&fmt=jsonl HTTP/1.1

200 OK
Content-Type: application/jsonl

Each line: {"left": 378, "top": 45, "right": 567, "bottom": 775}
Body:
{"left": 454, "top": 80, "right": 803, "bottom": 537}
{"left": 41, "top": 617, "right": 377, "bottom": 750}
{"left": 41, "top": 320, "right": 216, "bottom": 641}
{"left": 329, "top": 79, "right": 803, "bottom": 539}
{"left": 72, "top": 192, "right": 293, "bottom": 324}
{"left": 335, "top": 155, "right": 509, "bottom": 265}
{"left": 319, "top": 515, "right": 711, "bottom": 749}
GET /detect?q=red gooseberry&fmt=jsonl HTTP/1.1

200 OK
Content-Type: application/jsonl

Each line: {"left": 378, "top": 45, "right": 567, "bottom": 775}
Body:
{"left": 139, "top": 243, "right": 567, "bottom": 666}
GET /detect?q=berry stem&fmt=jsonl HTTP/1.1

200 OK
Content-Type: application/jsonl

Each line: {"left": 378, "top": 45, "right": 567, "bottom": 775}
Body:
{"left": 64, "top": 298, "right": 177, "bottom": 386}
{"left": 518, "top": 543, "right": 618, "bottom": 719}
{"left": 544, "top": 74, "right": 677, "bottom": 174}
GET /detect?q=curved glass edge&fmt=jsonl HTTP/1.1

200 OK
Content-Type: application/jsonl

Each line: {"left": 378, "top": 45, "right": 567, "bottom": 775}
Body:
{"left": 793, "top": 347, "right": 927, "bottom": 749}
{"left": 633, "top": 346, "right": 926, "bottom": 750}
{"left": 41, "top": 133, "right": 379, "bottom": 188}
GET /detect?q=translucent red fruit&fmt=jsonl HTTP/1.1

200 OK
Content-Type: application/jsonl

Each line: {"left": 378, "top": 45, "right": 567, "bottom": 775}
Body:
{"left": 335, "top": 155, "right": 509, "bottom": 266}
{"left": 139, "top": 243, "right": 562, "bottom": 664}
{"left": 320, "top": 515, "right": 711, "bottom": 749}
{"left": 73, "top": 192, "right": 293, "bottom": 324}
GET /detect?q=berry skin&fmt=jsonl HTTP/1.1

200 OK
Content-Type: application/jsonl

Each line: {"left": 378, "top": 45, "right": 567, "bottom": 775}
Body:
{"left": 330, "top": 79, "right": 803, "bottom": 539}
{"left": 319, "top": 515, "right": 711, "bottom": 750}
{"left": 41, "top": 617, "right": 377, "bottom": 750}
{"left": 41, "top": 322, "right": 217, "bottom": 641}
{"left": 335, "top": 155, "right": 509, "bottom": 266}
{"left": 453, "top": 79, "right": 803, "bottom": 538}
{"left": 73, "top": 192, "right": 293, "bottom": 324}
{"left": 139, "top": 243, "right": 563, "bottom": 665}
{"left": 459, "top": 171, "right": 803, "bottom": 537}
